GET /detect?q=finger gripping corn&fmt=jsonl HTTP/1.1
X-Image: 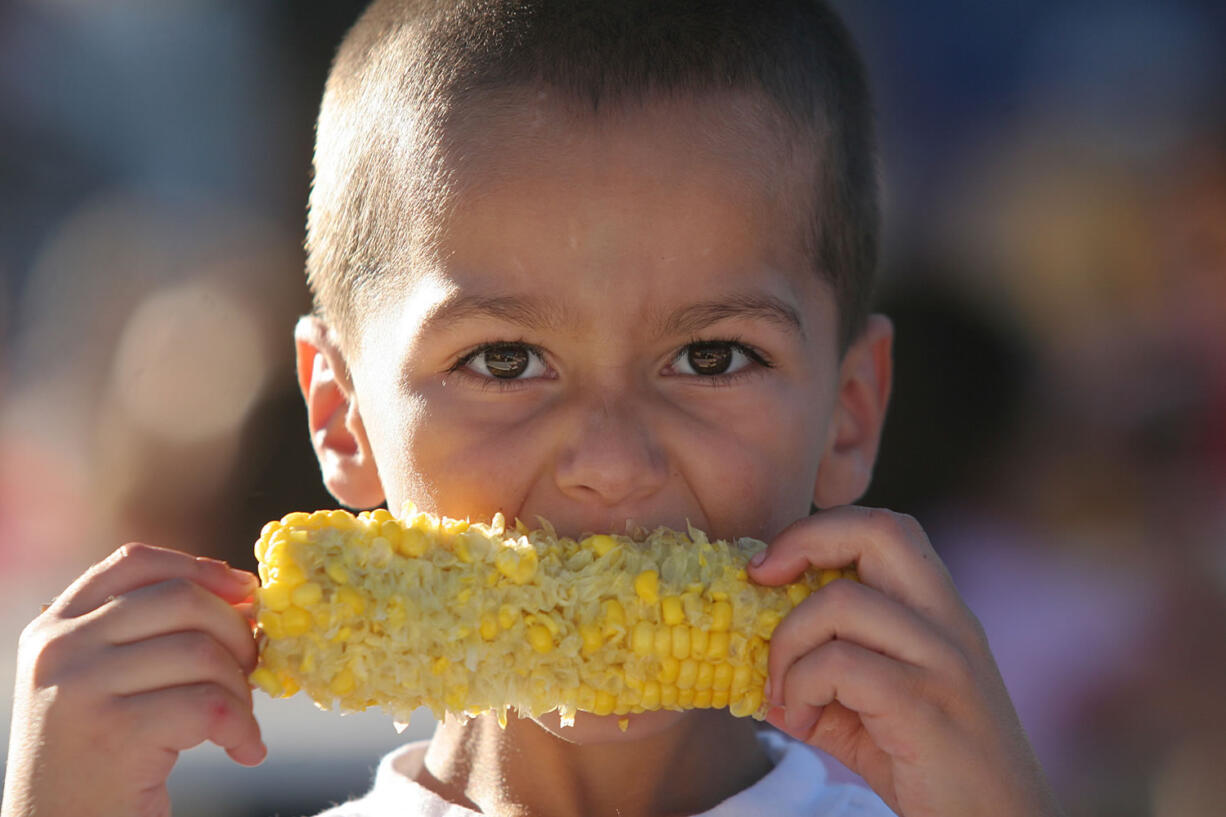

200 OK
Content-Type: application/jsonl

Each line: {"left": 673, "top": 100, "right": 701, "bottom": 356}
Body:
{"left": 250, "top": 507, "right": 856, "bottom": 727}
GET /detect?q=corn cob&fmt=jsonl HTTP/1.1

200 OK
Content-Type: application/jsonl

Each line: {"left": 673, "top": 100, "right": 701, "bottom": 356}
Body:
{"left": 249, "top": 507, "right": 856, "bottom": 728}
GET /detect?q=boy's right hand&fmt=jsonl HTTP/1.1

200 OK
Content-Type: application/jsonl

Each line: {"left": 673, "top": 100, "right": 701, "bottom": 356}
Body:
{"left": 2, "top": 544, "right": 266, "bottom": 817}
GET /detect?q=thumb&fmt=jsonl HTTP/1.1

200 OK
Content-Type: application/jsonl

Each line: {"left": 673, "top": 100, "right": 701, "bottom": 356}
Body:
{"left": 746, "top": 543, "right": 797, "bottom": 586}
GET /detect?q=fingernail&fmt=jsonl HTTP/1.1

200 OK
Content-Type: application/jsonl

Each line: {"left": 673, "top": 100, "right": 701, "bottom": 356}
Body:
{"left": 749, "top": 550, "right": 767, "bottom": 568}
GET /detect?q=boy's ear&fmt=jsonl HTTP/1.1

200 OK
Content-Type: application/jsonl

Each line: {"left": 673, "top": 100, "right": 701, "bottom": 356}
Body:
{"left": 813, "top": 314, "right": 893, "bottom": 508}
{"left": 294, "top": 316, "right": 386, "bottom": 509}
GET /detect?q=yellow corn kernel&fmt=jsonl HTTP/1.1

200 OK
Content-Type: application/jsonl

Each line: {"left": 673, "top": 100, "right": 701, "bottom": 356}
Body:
{"left": 290, "top": 582, "right": 323, "bottom": 608}
{"left": 326, "top": 509, "right": 357, "bottom": 530}
{"left": 279, "top": 675, "right": 300, "bottom": 698}
{"left": 706, "top": 630, "right": 730, "bottom": 660}
{"left": 695, "top": 662, "right": 714, "bottom": 691}
{"left": 671, "top": 625, "right": 691, "bottom": 660}
{"left": 257, "top": 609, "right": 285, "bottom": 639}
{"left": 661, "top": 596, "right": 685, "bottom": 626}
{"left": 399, "top": 528, "right": 427, "bottom": 557}
{"left": 441, "top": 517, "right": 469, "bottom": 536}
{"left": 593, "top": 689, "right": 616, "bottom": 716}
{"left": 277, "top": 558, "right": 309, "bottom": 587}
{"left": 690, "top": 626, "right": 708, "bottom": 658}
{"left": 602, "top": 600, "right": 626, "bottom": 638}
{"left": 496, "top": 546, "right": 538, "bottom": 584}
{"left": 249, "top": 666, "right": 282, "bottom": 697}
{"left": 453, "top": 530, "right": 480, "bottom": 563}
{"left": 579, "top": 623, "right": 603, "bottom": 656}
{"left": 710, "top": 600, "right": 733, "bottom": 632}
{"left": 577, "top": 684, "right": 597, "bottom": 712}
{"left": 582, "top": 534, "right": 619, "bottom": 556}
{"left": 712, "top": 662, "right": 733, "bottom": 692}
{"left": 480, "top": 613, "right": 499, "bottom": 641}
{"left": 677, "top": 688, "right": 695, "bottom": 708}
{"left": 677, "top": 659, "right": 698, "bottom": 690}
{"left": 527, "top": 624, "right": 554, "bottom": 654}
{"left": 632, "top": 621, "right": 654, "bottom": 656}
{"left": 641, "top": 680, "right": 661, "bottom": 709}
{"left": 497, "top": 604, "right": 517, "bottom": 630}
{"left": 335, "top": 585, "right": 366, "bottom": 616}
{"left": 658, "top": 655, "right": 680, "bottom": 684}
{"left": 731, "top": 664, "right": 752, "bottom": 693}
{"left": 729, "top": 687, "right": 763, "bottom": 718}
{"left": 431, "top": 656, "right": 450, "bottom": 676}
{"left": 324, "top": 561, "right": 349, "bottom": 585}
{"left": 282, "top": 606, "right": 312, "bottom": 637}
{"left": 694, "top": 688, "right": 713, "bottom": 709}
{"left": 786, "top": 583, "right": 811, "bottom": 606}
{"left": 259, "top": 583, "right": 292, "bottom": 612}
{"left": 653, "top": 625, "right": 672, "bottom": 658}
{"left": 634, "top": 570, "right": 659, "bottom": 606}
{"left": 660, "top": 684, "right": 679, "bottom": 708}
{"left": 329, "top": 667, "right": 356, "bottom": 696}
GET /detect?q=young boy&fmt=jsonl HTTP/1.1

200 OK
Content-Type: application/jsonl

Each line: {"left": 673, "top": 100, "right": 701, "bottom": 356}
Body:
{"left": 3, "top": 1, "right": 1063, "bottom": 816}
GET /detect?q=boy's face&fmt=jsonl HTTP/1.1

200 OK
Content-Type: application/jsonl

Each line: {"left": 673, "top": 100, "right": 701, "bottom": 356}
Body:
{"left": 299, "top": 90, "right": 891, "bottom": 739}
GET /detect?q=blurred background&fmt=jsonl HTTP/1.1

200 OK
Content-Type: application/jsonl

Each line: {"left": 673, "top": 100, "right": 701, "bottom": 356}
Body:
{"left": 1, "top": 1, "right": 1223, "bottom": 815}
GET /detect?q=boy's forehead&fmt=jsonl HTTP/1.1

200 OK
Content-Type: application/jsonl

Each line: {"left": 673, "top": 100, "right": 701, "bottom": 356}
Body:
{"left": 437, "top": 87, "right": 814, "bottom": 206}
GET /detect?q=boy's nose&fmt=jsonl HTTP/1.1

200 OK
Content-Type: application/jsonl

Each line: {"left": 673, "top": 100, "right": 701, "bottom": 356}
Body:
{"left": 553, "top": 395, "right": 670, "bottom": 508}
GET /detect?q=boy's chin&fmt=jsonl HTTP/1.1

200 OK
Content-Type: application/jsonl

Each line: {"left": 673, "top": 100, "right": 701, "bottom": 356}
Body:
{"left": 531, "top": 709, "right": 688, "bottom": 744}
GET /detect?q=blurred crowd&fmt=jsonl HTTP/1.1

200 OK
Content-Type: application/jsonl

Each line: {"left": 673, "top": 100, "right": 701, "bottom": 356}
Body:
{"left": 1, "top": 1, "right": 1224, "bottom": 816}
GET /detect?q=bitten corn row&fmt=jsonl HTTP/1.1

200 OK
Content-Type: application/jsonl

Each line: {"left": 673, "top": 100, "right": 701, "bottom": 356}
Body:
{"left": 250, "top": 507, "right": 857, "bottom": 728}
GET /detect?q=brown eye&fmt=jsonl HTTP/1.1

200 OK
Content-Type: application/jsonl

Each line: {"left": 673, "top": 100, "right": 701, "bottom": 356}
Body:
{"left": 670, "top": 341, "right": 765, "bottom": 378}
{"left": 463, "top": 343, "right": 548, "bottom": 380}
{"left": 484, "top": 345, "right": 529, "bottom": 377}
{"left": 686, "top": 343, "right": 734, "bottom": 375}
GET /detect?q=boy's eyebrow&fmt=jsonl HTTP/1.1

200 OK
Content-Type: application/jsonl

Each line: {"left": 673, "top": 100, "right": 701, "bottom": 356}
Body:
{"left": 418, "top": 289, "right": 804, "bottom": 338}
{"left": 422, "top": 293, "right": 566, "bottom": 333}
{"left": 657, "top": 292, "right": 805, "bottom": 339}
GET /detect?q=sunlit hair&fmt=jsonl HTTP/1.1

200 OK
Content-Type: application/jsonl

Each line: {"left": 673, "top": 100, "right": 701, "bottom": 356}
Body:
{"left": 307, "top": 0, "right": 879, "bottom": 353}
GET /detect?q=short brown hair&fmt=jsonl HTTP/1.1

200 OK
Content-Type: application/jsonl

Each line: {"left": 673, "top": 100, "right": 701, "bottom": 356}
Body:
{"left": 306, "top": 0, "right": 879, "bottom": 352}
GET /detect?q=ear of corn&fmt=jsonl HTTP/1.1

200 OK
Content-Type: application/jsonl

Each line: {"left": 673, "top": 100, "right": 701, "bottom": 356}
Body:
{"left": 249, "top": 507, "right": 856, "bottom": 728}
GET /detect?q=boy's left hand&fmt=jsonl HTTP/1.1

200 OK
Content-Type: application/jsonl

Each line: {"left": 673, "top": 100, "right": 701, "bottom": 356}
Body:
{"left": 749, "top": 506, "right": 1063, "bottom": 817}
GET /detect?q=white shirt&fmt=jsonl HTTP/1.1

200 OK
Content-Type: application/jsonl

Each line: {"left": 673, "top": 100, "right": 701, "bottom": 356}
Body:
{"left": 313, "top": 729, "right": 895, "bottom": 816}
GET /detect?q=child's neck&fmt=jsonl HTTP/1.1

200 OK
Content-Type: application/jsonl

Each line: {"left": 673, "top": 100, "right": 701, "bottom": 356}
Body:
{"left": 413, "top": 709, "right": 773, "bottom": 817}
